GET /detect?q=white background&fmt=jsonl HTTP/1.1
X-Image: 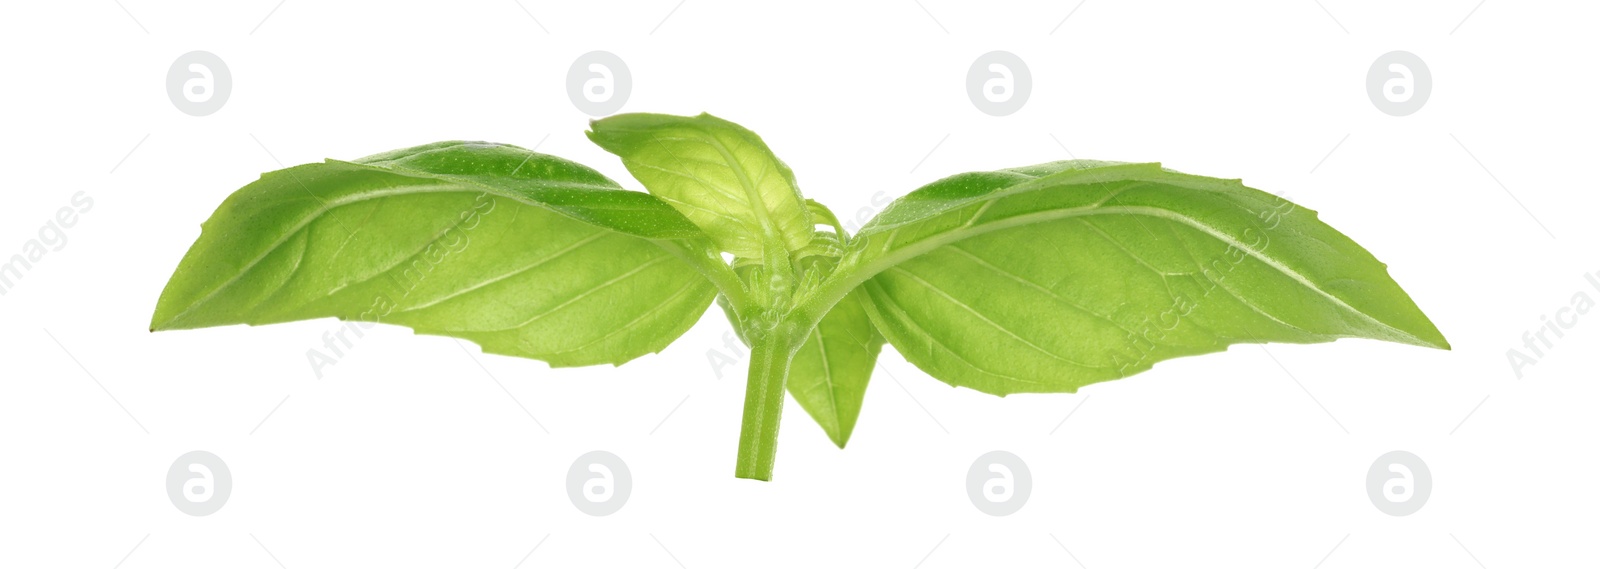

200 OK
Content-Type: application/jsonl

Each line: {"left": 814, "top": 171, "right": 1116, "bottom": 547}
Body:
{"left": 2, "top": 0, "right": 1597, "bottom": 567}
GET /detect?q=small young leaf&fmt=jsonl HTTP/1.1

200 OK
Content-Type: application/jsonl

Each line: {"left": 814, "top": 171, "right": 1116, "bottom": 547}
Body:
{"left": 829, "top": 161, "right": 1447, "bottom": 395}
{"left": 787, "top": 289, "right": 885, "bottom": 447}
{"left": 718, "top": 276, "right": 885, "bottom": 448}
{"left": 151, "top": 141, "right": 718, "bottom": 367}
{"left": 586, "top": 113, "right": 813, "bottom": 260}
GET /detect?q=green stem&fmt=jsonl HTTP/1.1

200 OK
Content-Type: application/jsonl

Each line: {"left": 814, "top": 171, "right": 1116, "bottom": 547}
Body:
{"left": 734, "top": 324, "right": 801, "bottom": 480}
{"left": 654, "top": 238, "right": 754, "bottom": 310}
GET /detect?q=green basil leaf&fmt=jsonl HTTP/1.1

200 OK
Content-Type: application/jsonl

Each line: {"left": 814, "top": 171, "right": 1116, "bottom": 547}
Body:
{"left": 832, "top": 160, "right": 1448, "bottom": 395}
{"left": 717, "top": 274, "right": 885, "bottom": 448}
{"left": 150, "top": 141, "right": 718, "bottom": 367}
{"left": 787, "top": 288, "right": 885, "bottom": 447}
{"left": 586, "top": 113, "right": 812, "bottom": 260}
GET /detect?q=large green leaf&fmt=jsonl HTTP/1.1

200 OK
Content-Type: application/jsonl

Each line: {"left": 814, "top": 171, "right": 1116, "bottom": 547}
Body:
{"left": 586, "top": 113, "right": 813, "bottom": 260}
{"left": 826, "top": 160, "right": 1447, "bottom": 395}
{"left": 150, "top": 141, "right": 719, "bottom": 367}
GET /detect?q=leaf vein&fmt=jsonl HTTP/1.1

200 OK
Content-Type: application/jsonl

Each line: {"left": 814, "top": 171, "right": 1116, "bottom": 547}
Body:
{"left": 490, "top": 255, "right": 675, "bottom": 332}
{"left": 395, "top": 231, "right": 612, "bottom": 314}
{"left": 867, "top": 281, "right": 1044, "bottom": 386}
{"left": 886, "top": 266, "right": 1102, "bottom": 370}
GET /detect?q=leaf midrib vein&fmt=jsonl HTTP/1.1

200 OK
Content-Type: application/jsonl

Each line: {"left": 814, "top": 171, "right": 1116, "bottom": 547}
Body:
{"left": 161, "top": 185, "right": 487, "bottom": 327}
{"left": 395, "top": 231, "right": 613, "bottom": 314}
{"left": 844, "top": 203, "right": 1428, "bottom": 347}
{"left": 492, "top": 255, "right": 674, "bottom": 331}
{"left": 810, "top": 326, "right": 840, "bottom": 433}
{"left": 942, "top": 245, "right": 1137, "bottom": 337}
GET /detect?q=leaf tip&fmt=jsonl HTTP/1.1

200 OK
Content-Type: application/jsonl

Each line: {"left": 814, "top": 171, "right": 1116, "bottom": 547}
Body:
{"left": 1391, "top": 324, "right": 1450, "bottom": 351}
{"left": 828, "top": 428, "right": 853, "bottom": 449}
{"left": 148, "top": 304, "right": 181, "bottom": 332}
{"left": 1403, "top": 312, "right": 1451, "bottom": 351}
